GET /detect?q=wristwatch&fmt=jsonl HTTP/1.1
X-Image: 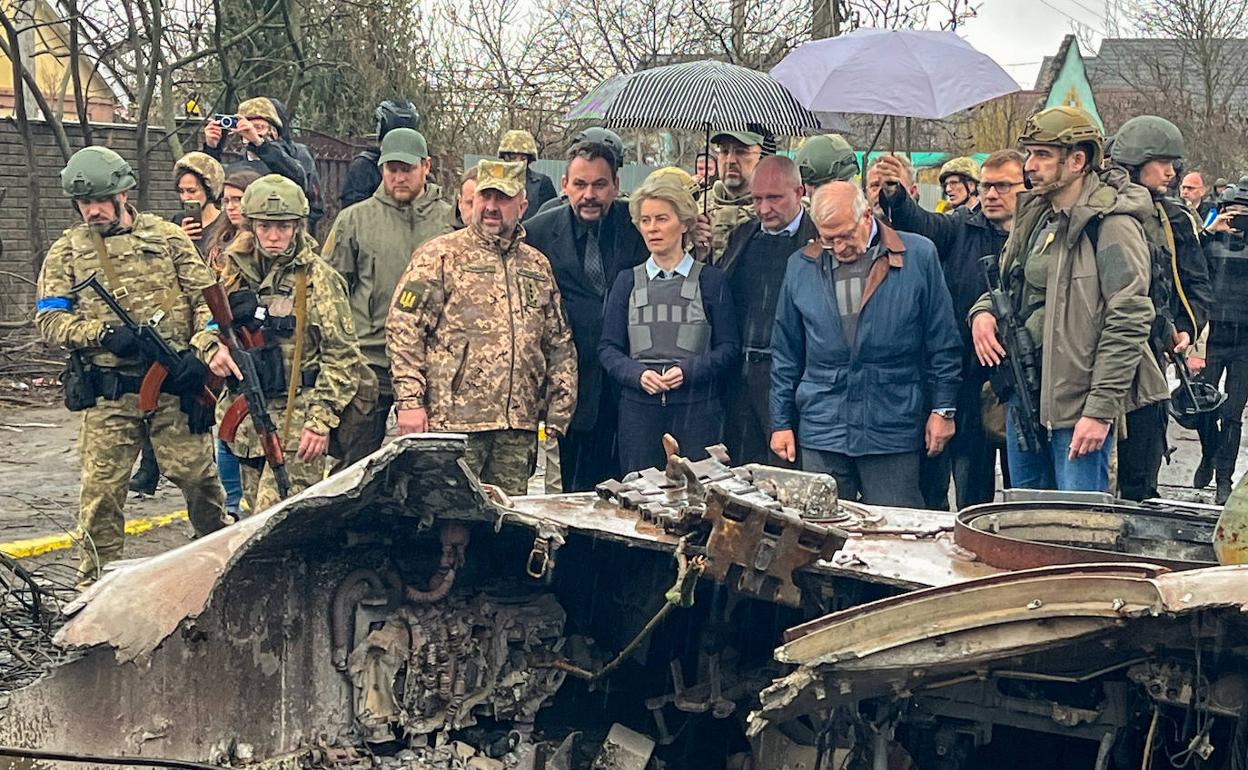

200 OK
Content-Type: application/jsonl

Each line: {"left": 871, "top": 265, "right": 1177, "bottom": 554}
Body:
{"left": 933, "top": 408, "right": 956, "bottom": 420}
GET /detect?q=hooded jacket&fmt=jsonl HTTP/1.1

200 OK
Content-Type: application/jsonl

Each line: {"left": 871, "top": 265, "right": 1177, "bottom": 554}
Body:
{"left": 970, "top": 167, "right": 1168, "bottom": 428}
{"left": 323, "top": 182, "right": 452, "bottom": 369}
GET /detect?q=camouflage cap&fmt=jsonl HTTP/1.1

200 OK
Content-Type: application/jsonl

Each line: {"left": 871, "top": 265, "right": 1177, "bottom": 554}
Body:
{"left": 174, "top": 151, "right": 226, "bottom": 200}
{"left": 498, "top": 129, "right": 538, "bottom": 158}
{"left": 475, "top": 159, "right": 526, "bottom": 198}
{"left": 378, "top": 127, "right": 429, "bottom": 166}
{"left": 238, "top": 97, "right": 282, "bottom": 128}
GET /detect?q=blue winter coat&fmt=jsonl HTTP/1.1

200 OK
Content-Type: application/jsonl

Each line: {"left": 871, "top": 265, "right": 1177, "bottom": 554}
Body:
{"left": 769, "top": 220, "right": 962, "bottom": 456}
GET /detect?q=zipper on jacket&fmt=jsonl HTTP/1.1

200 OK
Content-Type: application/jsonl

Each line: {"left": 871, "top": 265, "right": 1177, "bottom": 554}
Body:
{"left": 503, "top": 256, "right": 517, "bottom": 427}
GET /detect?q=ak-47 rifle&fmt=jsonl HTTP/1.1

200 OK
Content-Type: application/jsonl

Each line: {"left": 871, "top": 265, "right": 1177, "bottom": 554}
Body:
{"left": 979, "top": 253, "right": 1044, "bottom": 453}
{"left": 203, "top": 283, "right": 291, "bottom": 499}
{"left": 71, "top": 272, "right": 216, "bottom": 412}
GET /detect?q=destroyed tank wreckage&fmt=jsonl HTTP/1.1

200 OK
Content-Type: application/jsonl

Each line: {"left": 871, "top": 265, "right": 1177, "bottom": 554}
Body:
{"left": 1, "top": 434, "right": 1246, "bottom": 770}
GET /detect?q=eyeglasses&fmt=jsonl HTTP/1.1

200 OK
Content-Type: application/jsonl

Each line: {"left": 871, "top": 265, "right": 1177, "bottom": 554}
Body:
{"left": 981, "top": 180, "right": 1024, "bottom": 194}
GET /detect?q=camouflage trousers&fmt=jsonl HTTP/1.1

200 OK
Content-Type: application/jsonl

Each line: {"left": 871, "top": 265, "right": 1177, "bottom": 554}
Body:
{"left": 238, "top": 453, "right": 325, "bottom": 513}
{"left": 464, "top": 429, "right": 537, "bottom": 496}
{"left": 77, "top": 393, "right": 227, "bottom": 583}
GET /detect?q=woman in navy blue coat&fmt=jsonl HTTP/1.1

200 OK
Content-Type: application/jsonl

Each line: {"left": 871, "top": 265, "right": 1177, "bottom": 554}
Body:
{"left": 599, "top": 177, "right": 740, "bottom": 473}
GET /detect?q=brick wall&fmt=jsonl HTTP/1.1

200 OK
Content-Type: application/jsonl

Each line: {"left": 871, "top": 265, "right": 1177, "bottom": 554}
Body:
{"left": 0, "top": 120, "right": 182, "bottom": 323}
{"left": 0, "top": 121, "right": 360, "bottom": 323}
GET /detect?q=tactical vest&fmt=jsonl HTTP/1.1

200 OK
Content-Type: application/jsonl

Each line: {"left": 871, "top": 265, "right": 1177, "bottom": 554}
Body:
{"left": 1205, "top": 234, "right": 1248, "bottom": 325}
{"left": 627, "top": 262, "right": 710, "bottom": 365}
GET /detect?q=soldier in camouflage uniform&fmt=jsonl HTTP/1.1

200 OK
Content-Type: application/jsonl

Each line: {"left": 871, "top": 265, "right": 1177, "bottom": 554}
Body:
{"left": 795, "top": 133, "right": 860, "bottom": 191}
{"left": 36, "top": 146, "right": 228, "bottom": 585}
{"left": 386, "top": 159, "right": 578, "bottom": 495}
{"left": 323, "top": 128, "right": 451, "bottom": 471}
{"left": 702, "top": 129, "right": 769, "bottom": 263}
{"left": 202, "top": 175, "right": 373, "bottom": 511}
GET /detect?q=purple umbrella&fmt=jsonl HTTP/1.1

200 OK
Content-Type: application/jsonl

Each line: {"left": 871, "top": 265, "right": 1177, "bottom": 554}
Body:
{"left": 770, "top": 28, "right": 1020, "bottom": 120}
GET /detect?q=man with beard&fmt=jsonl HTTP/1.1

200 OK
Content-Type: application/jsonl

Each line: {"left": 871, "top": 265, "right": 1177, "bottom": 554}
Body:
{"left": 1108, "top": 115, "right": 1212, "bottom": 501}
{"left": 387, "top": 160, "right": 578, "bottom": 495}
{"left": 970, "top": 106, "right": 1167, "bottom": 492}
{"left": 703, "top": 128, "right": 771, "bottom": 263}
{"left": 324, "top": 128, "right": 452, "bottom": 469}
{"left": 877, "top": 150, "right": 1025, "bottom": 508}
{"left": 525, "top": 141, "right": 647, "bottom": 490}
{"left": 36, "top": 146, "right": 228, "bottom": 586}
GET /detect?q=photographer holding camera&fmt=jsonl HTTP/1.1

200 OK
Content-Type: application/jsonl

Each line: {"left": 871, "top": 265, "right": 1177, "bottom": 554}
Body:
{"left": 201, "top": 97, "right": 310, "bottom": 205}
{"left": 1194, "top": 179, "right": 1248, "bottom": 503}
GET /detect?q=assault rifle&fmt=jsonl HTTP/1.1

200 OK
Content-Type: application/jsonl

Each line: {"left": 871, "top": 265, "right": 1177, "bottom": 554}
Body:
{"left": 979, "top": 254, "right": 1044, "bottom": 453}
{"left": 203, "top": 283, "right": 291, "bottom": 499}
{"left": 71, "top": 272, "right": 216, "bottom": 412}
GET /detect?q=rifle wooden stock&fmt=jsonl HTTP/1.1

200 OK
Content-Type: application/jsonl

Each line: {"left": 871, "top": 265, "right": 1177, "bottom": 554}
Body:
{"left": 138, "top": 363, "right": 170, "bottom": 410}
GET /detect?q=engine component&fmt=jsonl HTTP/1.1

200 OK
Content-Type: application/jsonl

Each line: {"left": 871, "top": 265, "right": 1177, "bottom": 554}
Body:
{"left": 345, "top": 586, "right": 567, "bottom": 743}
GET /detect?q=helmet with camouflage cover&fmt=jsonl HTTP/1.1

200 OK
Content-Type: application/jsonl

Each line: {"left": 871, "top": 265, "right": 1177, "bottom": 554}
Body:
{"left": 174, "top": 151, "right": 226, "bottom": 201}
{"left": 573, "top": 126, "right": 624, "bottom": 168}
{"left": 1109, "top": 115, "right": 1185, "bottom": 167}
{"left": 939, "top": 156, "right": 981, "bottom": 184}
{"left": 1018, "top": 105, "right": 1104, "bottom": 168}
{"left": 498, "top": 129, "right": 539, "bottom": 159}
{"left": 242, "top": 174, "right": 309, "bottom": 221}
{"left": 648, "top": 166, "right": 698, "bottom": 194}
{"left": 238, "top": 96, "right": 282, "bottom": 128}
{"left": 796, "top": 134, "right": 859, "bottom": 187}
{"left": 61, "top": 146, "right": 137, "bottom": 199}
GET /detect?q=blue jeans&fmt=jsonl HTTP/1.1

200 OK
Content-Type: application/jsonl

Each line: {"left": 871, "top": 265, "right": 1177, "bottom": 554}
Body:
{"left": 1005, "top": 405, "right": 1113, "bottom": 492}
{"left": 216, "top": 438, "right": 243, "bottom": 513}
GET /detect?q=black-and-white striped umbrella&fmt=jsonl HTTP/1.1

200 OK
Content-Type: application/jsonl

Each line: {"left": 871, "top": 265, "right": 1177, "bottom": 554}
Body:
{"left": 565, "top": 60, "right": 838, "bottom": 135}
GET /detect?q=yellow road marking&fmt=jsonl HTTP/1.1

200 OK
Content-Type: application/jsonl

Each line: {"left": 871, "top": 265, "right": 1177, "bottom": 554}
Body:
{"left": 0, "top": 510, "right": 189, "bottom": 559}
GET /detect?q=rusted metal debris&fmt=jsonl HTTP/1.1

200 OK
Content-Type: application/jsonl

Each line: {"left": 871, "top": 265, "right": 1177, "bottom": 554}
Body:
{"left": 955, "top": 500, "right": 1220, "bottom": 571}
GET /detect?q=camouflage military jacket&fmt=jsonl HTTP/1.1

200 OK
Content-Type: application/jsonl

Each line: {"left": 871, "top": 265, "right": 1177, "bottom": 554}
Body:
{"left": 707, "top": 180, "right": 756, "bottom": 264}
{"left": 200, "top": 232, "right": 367, "bottom": 456}
{"left": 386, "top": 223, "right": 578, "bottom": 434}
{"left": 36, "top": 209, "right": 218, "bottom": 371}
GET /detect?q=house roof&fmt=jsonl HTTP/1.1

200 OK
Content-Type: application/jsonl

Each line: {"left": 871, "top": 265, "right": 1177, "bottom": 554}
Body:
{"left": 1083, "top": 37, "right": 1248, "bottom": 111}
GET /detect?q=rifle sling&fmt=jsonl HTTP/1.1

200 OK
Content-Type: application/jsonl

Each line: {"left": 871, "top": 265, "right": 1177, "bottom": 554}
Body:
{"left": 280, "top": 266, "right": 309, "bottom": 447}
{"left": 88, "top": 231, "right": 124, "bottom": 296}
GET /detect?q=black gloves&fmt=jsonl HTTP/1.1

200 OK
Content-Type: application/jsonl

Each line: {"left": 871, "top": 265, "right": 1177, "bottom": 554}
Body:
{"left": 228, "top": 290, "right": 261, "bottom": 331}
{"left": 99, "top": 325, "right": 141, "bottom": 357}
{"left": 165, "top": 351, "right": 210, "bottom": 395}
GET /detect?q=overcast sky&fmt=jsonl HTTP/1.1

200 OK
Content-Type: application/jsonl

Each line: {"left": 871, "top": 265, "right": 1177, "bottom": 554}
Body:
{"left": 960, "top": 0, "right": 1114, "bottom": 88}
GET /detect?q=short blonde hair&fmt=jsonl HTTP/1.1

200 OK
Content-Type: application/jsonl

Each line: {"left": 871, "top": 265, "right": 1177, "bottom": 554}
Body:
{"left": 629, "top": 176, "right": 699, "bottom": 246}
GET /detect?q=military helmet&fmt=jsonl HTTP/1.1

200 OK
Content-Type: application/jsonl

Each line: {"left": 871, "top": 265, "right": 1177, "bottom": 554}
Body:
{"left": 1169, "top": 378, "right": 1227, "bottom": 430}
{"left": 939, "top": 156, "right": 981, "bottom": 185}
{"left": 238, "top": 96, "right": 282, "bottom": 128}
{"left": 498, "top": 129, "right": 539, "bottom": 159}
{"left": 1109, "top": 115, "right": 1185, "bottom": 166}
{"left": 647, "top": 166, "right": 698, "bottom": 194}
{"left": 1019, "top": 106, "right": 1104, "bottom": 167}
{"left": 375, "top": 99, "right": 420, "bottom": 139}
{"left": 174, "top": 151, "right": 226, "bottom": 201}
{"left": 61, "top": 146, "right": 137, "bottom": 199}
{"left": 242, "top": 174, "right": 309, "bottom": 221}
{"left": 796, "top": 134, "right": 860, "bottom": 186}
{"left": 1224, "top": 180, "right": 1248, "bottom": 207}
{"left": 573, "top": 126, "right": 624, "bottom": 168}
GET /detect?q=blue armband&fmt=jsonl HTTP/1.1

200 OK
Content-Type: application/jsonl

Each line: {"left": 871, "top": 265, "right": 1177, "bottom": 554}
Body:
{"left": 35, "top": 296, "right": 73, "bottom": 312}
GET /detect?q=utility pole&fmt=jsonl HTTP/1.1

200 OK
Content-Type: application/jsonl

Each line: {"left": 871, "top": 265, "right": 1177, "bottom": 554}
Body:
{"left": 813, "top": 0, "right": 842, "bottom": 40}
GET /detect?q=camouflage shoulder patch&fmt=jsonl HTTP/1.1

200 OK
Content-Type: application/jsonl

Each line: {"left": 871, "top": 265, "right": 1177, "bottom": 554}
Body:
{"left": 394, "top": 280, "right": 427, "bottom": 313}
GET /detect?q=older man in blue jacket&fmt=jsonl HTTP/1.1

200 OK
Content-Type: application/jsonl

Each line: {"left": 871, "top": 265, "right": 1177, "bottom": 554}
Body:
{"left": 769, "top": 181, "right": 962, "bottom": 506}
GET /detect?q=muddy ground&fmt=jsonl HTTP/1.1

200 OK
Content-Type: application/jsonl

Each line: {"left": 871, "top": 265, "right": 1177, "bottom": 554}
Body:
{"left": 1, "top": 401, "right": 1243, "bottom": 575}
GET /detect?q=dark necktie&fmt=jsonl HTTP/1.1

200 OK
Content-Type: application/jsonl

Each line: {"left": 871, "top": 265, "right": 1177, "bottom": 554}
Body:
{"left": 584, "top": 227, "right": 606, "bottom": 295}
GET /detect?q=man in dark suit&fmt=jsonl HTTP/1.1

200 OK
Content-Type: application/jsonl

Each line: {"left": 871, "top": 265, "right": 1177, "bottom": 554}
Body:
{"left": 525, "top": 141, "right": 648, "bottom": 491}
{"left": 720, "top": 156, "right": 817, "bottom": 466}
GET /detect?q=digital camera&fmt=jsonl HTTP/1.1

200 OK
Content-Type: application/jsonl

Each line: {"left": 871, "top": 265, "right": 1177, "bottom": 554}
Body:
{"left": 212, "top": 114, "right": 238, "bottom": 130}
